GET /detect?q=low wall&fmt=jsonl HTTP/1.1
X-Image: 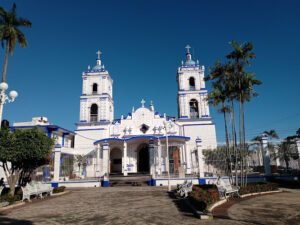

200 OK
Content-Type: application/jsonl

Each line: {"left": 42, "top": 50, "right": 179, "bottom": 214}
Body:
{"left": 151, "top": 176, "right": 268, "bottom": 186}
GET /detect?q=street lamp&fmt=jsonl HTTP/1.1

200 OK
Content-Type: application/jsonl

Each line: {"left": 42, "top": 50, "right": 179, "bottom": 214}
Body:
{"left": 163, "top": 121, "right": 171, "bottom": 192}
{"left": 0, "top": 82, "right": 18, "bottom": 129}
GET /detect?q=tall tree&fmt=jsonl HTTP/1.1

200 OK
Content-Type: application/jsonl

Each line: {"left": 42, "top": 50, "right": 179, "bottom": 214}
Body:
{"left": 226, "top": 41, "right": 261, "bottom": 186}
{"left": 0, "top": 127, "right": 54, "bottom": 195}
{"left": 0, "top": 3, "right": 31, "bottom": 82}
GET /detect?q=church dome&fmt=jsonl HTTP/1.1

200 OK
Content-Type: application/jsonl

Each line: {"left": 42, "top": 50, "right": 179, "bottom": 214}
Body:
{"left": 185, "top": 59, "right": 196, "bottom": 66}
{"left": 93, "top": 65, "right": 102, "bottom": 70}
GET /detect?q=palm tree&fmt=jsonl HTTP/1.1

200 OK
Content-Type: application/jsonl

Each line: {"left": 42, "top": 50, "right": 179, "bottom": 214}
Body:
{"left": 226, "top": 41, "right": 261, "bottom": 186}
{"left": 0, "top": 3, "right": 31, "bottom": 82}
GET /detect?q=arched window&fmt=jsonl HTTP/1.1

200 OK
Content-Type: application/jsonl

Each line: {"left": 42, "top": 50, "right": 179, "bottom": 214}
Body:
{"left": 189, "top": 77, "right": 195, "bottom": 90}
{"left": 92, "top": 83, "right": 98, "bottom": 94}
{"left": 90, "top": 104, "right": 98, "bottom": 122}
{"left": 189, "top": 99, "right": 199, "bottom": 118}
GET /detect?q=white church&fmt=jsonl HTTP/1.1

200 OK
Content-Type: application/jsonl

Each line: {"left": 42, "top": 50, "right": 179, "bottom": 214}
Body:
{"left": 74, "top": 46, "right": 217, "bottom": 186}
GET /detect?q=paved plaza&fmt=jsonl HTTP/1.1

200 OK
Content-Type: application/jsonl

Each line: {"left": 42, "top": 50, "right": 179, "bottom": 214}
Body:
{"left": 0, "top": 187, "right": 299, "bottom": 225}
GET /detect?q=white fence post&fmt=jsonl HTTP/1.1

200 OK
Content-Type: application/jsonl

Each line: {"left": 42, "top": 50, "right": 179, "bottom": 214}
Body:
{"left": 261, "top": 134, "right": 271, "bottom": 176}
{"left": 53, "top": 144, "right": 61, "bottom": 184}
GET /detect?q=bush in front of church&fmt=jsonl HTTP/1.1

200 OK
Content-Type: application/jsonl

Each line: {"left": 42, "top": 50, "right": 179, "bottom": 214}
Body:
{"left": 53, "top": 186, "right": 66, "bottom": 194}
{"left": 188, "top": 185, "right": 220, "bottom": 212}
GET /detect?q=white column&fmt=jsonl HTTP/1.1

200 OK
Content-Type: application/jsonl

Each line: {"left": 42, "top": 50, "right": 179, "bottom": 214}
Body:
{"left": 261, "top": 134, "right": 271, "bottom": 176}
{"left": 123, "top": 141, "right": 128, "bottom": 176}
{"left": 96, "top": 145, "right": 100, "bottom": 177}
{"left": 53, "top": 144, "right": 61, "bottom": 183}
{"left": 149, "top": 139, "right": 155, "bottom": 178}
{"left": 196, "top": 138, "right": 205, "bottom": 177}
{"left": 185, "top": 143, "right": 191, "bottom": 174}
{"left": 102, "top": 141, "right": 110, "bottom": 186}
{"left": 275, "top": 146, "right": 281, "bottom": 167}
{"left": 157, "top": 140, "right": 162, "bottom": 175}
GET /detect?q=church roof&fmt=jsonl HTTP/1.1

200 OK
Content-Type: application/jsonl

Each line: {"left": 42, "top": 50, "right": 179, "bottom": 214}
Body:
{"left": 185, "top": 58, "right": 196, "bottom": 66}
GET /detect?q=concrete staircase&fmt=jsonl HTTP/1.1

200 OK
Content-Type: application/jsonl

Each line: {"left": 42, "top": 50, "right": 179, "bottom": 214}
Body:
{"left": 109, "top": 173, "right": 150, "bottom": 187}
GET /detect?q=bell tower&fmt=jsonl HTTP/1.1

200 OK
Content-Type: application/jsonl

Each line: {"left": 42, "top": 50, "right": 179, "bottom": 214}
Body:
{"left": 177, "top": 45, "right": 210, "bottom": 120}
{"left": 78, "top": 51, "right": 114, "bottom": 125}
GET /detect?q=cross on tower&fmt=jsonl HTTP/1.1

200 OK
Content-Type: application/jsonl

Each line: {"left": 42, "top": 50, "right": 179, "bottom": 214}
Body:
{"left": 185, "top": 45, "right": 191, "bottom": 53}
{"left": 96, "top": 50, "right": 102, "bottom": 59}
{"left": 141, "top": 99, "right": 145, "bottom": 108}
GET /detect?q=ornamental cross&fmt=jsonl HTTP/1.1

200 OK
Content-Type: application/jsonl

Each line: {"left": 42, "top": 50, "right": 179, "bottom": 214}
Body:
{"left": 141, "top": 99, "right": 145, "bottom": 108}
{"left": 185, "top": 45, "right": 191, "bottom": 53}
{"left": 96, "top": 50, "right": 102, "bottom": 59}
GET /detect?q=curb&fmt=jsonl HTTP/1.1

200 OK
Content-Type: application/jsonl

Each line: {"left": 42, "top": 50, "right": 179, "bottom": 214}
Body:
{"left": 185, "top": 189, "right": 284, "bottom": 220}
{"left": 208, "top": 189, "right": 284, "bottom": 212}
{"left": 0, "top": 202, "right": 25, "bottom": 212}
{"left": 51, "top": 190, "right": 71, "bottom": 197}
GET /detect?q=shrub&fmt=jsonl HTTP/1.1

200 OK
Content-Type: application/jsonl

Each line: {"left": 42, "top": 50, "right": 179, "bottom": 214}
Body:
{"left": 0, "top": 194, "right": 21, "bottom": 204}
{"left": 53, "top": 186, "right": 66, "bottom": 193}
{"left": 239, "top": 182, "right": 278, "bottom": 195}
{"left": 189, "top": 185, "right": 220, "bottom": 211}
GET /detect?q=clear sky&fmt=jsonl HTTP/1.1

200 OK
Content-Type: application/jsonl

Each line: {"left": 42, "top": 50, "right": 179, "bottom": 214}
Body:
{"left": 1, "top": 0, "right": 299, "bottom": 143}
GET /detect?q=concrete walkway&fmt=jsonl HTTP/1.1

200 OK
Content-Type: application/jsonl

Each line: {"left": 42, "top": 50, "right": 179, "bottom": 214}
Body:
{"left": 0, "top": 187, "right": 299, "bottom": 224}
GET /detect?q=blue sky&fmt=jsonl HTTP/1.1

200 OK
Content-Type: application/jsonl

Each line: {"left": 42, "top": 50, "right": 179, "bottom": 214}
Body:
{"left": 1, "top": 0, "right": 299, "bottom": 143}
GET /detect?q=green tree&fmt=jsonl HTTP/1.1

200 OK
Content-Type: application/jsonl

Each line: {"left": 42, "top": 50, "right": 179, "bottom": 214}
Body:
{"left": 226, "top": 41, "right": 262, "bottom": 186}
{"left": 0, "top": 3, "right": 31, "bottom": 82}
{"left": 0, "top": 127, "right": 54, "bottom": 195}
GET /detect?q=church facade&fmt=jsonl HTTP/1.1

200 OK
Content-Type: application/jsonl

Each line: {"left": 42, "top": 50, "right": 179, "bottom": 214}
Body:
{"left": 74, "top": 47, "right": 217, "bottom": 185}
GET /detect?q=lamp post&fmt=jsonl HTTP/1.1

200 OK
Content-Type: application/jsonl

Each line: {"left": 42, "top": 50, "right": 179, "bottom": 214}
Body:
{"left": 0, "top": 82, "right": 18, "bottom": 129}
{"left": 163, "top": 121, "right": 171, "bottom": 192}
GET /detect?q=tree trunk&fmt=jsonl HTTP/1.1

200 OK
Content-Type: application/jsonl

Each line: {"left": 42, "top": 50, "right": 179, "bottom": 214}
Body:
{"left": 223, "top": 103, "right": 231, "bottom": 178}
{"left": 231, "top": 100, "right": 238, "bottom": 185}
{"left": 1, "top": 40, "right": 10, "bottom": 82}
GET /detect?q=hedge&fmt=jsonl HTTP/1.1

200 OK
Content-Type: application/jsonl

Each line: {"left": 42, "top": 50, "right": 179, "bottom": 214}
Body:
{"left": 53, "top": 186, "right": 66, "bottom": 193}
{"left": 189, "top": 182, "right": 279, "bottom": 211}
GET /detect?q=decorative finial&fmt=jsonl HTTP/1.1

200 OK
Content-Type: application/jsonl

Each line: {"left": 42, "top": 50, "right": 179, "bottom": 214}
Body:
{"left": 185, "top": 45, "right": 191, "bottom": 53}
{"left": 88, "top": 65, "right": 91, "bottom": 70}
{"left": 132, "top": 106, "right": 135, "bottom": 112}
{"left": 181, "top": 60, "right": 184, "bottom": 65}
{"left": 141, "top": 99, "right": 145, "bottom": 108}
{"left": 96, "top": 50, "right": 102, "bottom": 59}
{"left": 150, "top": 100, "right": 154, "bottom": 111}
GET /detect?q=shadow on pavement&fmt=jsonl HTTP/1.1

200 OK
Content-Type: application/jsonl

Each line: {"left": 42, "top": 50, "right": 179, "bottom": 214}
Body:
{"left": 167, "top": 191, "right": 197, "bottom": 218}
{"left": 0, "top": 217, "right": 33, "bottom": 225}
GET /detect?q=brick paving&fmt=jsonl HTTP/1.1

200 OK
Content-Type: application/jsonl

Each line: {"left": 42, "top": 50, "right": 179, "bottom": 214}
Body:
{"left": 0, "top": 186, "right": 299, "bottom": 225}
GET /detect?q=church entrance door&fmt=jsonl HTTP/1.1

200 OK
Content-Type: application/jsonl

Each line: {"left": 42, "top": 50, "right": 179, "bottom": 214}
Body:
{"left": 110, "top": 148, "right": 122, "bottom": 174}
{"left": 137, "top": 144, "right": 149, "bottom": 173}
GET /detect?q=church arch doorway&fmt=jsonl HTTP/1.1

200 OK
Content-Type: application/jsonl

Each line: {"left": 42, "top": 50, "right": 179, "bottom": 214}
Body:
{"left": 110, "top": 148, "right": 122, "bottom": 174}
{"left": 137, "top": 144, "right": 149, "bottom": 173}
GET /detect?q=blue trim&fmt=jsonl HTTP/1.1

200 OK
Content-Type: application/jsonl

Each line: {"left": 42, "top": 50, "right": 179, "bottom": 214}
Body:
{"left": 100, "top": 97, "right": 107, "bottom": 100}
{"left": 155, "top": 178, "right": 198, "bottom": 181}
{"left": 94, "top": 135, "right": 190, "bottom": 145}
{"left": 79, "top": 120, "right": 87, "bottom": 122}
{"left": 180, "top": 116, "right": 188, "bottom": 118}
{"left": 152, "top": 179, "right": 156, "bottom": 186}
{"left": 75, "top": 128, "right": 105, "bottom": 131}
{"left": 52, "top": 182, "right": 59, "bottom": 188}
{"left": 199, "top": 178, "right": 206, "bottom": 185}
{"left": 100, "top": 120, "right": 110, "bottom": 122}
{"left": 155, "top": 112, "right": 159, "bottom": 115}
{"left": 80, "top": 98, "right": 88, "bottom": 100}
{"left": 102, "top": 180, "right": 109, "bottom": 187}
{"left": 182, "top": 123, "right": 215, "bottom": 126}
{"left": 55, "top": 180, "right": 100, "bottom": 184}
